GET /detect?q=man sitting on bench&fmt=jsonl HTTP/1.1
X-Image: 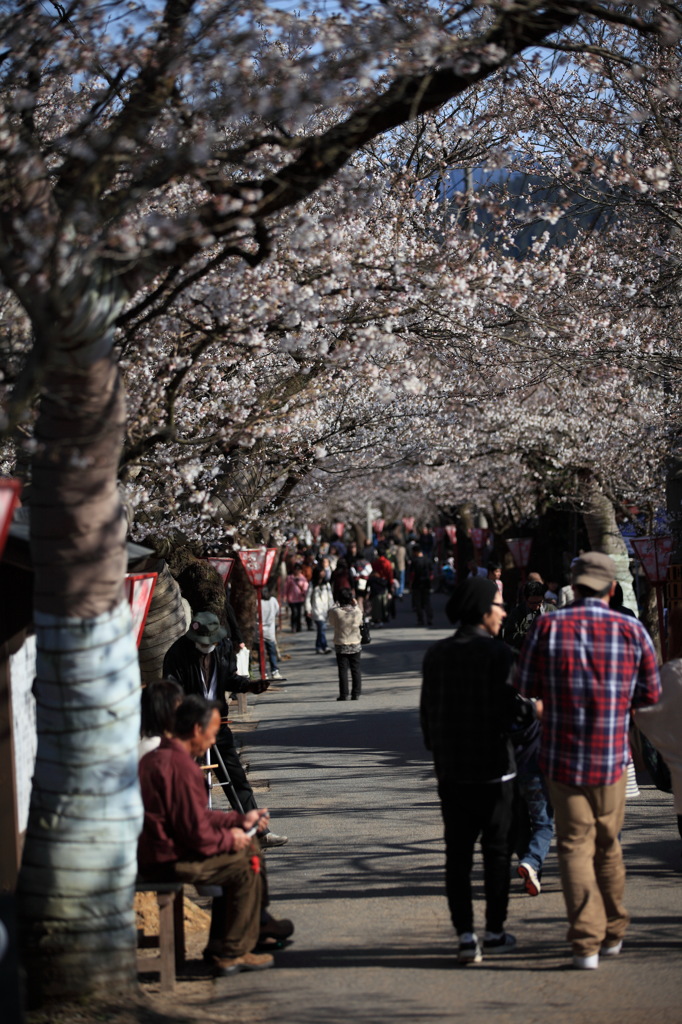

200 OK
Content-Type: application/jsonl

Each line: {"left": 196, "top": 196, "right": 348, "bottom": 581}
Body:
{"left": 138, "top": 693, "right": 290, "bottom": 975}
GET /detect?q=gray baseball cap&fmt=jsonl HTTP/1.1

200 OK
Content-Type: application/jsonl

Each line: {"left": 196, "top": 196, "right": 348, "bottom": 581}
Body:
{"left": 571, "top": 551, "right": 617, "bottom": 590}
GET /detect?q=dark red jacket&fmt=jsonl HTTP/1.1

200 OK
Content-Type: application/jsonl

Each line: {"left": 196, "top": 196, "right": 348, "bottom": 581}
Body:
{"left": 138, "top": 736, "right": 241, "bottom": 870}
{"left": 371, "top": 556, "right": 394, "bottom": 584}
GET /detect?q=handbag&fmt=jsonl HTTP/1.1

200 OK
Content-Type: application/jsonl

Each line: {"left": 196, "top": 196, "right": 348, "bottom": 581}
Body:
{"left": 360, "top": 620, "right": 371, "bottom": 646}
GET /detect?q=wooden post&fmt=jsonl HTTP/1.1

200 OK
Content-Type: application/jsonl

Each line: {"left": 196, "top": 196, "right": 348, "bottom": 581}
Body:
{"left": 667, "top": 564, "right": 682, "bottom": 660}
{"left": 172, "top": 888, "right": 185, "bottom": 971}
{"left": 156, "top": 891, "right": 176, "bottom": 992}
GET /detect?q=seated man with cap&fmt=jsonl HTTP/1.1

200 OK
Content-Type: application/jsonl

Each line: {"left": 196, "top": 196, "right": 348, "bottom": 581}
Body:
{"left": 163, "top": 611, "right": 287, "bottom": 847}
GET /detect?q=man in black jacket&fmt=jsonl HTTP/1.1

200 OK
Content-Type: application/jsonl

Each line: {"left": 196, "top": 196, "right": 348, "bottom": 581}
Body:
{"left": 409, "top": 546, "right": 433, "bottom": 626}
{"left": 163, "top": 611, "right": 288, "bottom": 847}
{"left": 420, "top": 578, "right": 535, "bottom": 964}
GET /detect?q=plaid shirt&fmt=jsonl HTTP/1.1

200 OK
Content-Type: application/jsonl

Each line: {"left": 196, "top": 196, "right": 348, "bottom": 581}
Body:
{"left": 515, "top": 598, "right": 660, "bottom": 786}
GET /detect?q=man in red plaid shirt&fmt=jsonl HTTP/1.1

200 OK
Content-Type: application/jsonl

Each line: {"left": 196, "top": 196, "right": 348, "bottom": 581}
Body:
{"left": 516, "top": 551, "right": 660, "bottom": 970}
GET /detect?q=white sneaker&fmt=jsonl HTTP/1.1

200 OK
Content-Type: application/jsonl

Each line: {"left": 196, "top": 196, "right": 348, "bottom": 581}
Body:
{"left": 601, "top": 940, "right": 623, "bottom": 957}
{"left": 573, "top": 952, "right": 599, "bottom": 969}
{"left": 260, "top": 831, "right": 288, "bottom": 847}
{"left": 518, "top": 861, "right": 541, "bottom": 896}
{"left": 271, "top": 670, "right": 283, "bottom": 679}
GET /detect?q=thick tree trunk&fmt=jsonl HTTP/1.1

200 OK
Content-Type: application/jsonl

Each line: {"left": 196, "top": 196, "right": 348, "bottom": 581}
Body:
{"left": 582, "top": 483, "right": 638, "bottom": 616}
{"left": 18, "top": 354, "right": 142, "bottom": 1005}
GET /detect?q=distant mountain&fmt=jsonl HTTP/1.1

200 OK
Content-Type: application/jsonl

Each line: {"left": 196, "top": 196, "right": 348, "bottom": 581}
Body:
{"left": 442, "top": 165, "right": 616, "bottom": 256}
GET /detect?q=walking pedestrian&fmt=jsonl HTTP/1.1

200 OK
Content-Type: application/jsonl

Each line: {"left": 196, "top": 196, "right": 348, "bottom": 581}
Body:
{"left": 284, "top": 565, "right": 308, "bottom": 633}
{"left": 393, "top": 539, "right": 407, "bottom": 598}
{"left": 503, "top": 580, "right": 547, "bottom": 651}
{"left": 516, "top": 551, "right": 661, "bottom": 969}
{"left": 409, "top": 546, "right": 433, "bottom": 626}
{"left": 487, "top": 561, "right": 503, "bottom": 596}
{"left": 510, "top": 712, "right": 554, "bottom": 898}
{"left": 420, "top": 578, "right": 536, "bottom": 964}
{"left": 327, "top": 588, "right": 363, "bottom": 701}
{"left": 370, "top": 546, "right": 394, "bottom": 624}
{"left": 260, "top": 586, "right": 283, "bottom": 679}
{"left": 305, "top": 568, "right": 334, "bottom": 653}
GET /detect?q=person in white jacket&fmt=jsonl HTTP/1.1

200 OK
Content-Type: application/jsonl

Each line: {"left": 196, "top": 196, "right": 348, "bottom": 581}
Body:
{"left": 260, "top": 587, "right": 283, "bottom": 679}
{"left": 305, "top": 568, "right": 334, "bottom": 653}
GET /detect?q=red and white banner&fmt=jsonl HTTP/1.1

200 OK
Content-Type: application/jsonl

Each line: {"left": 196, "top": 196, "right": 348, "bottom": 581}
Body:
{"left": 402, "top": 517, "right": 415, "bottom": 532}
{"left": 506, "top": 537, "right": 533, "bottom": 567}
{"left": 238, "top": 547, "right": 278, "bottom": 587}
{"left": 124, "top": 573, "right": 158, "bottom": 647}
{"left": 309, "top": 523, "right": 321, "bottom": 540}
{"left": 471, "top": 528, "right": 490, "bottom": 551}
{"left": 0, "top": 478, "right": 21, "bottom": 560}
{"left": 372, "top": 518, "right": 385, "bottom": 535}
{"left": 630, "top": 536, "right": 673, "bottom": 584}
{"left": 332, "top": 522, "right": 345, "bottom": 538}
{"left": 206, "top": 557, "right": 235, "bottom": 585}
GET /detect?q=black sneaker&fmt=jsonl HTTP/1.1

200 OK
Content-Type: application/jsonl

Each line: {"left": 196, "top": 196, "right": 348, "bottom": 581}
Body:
{"left": 458, "top": 933, "right": 482, "bottom": 964}
{"left": 483, "top": 931, "right": 516, "bottom": 953}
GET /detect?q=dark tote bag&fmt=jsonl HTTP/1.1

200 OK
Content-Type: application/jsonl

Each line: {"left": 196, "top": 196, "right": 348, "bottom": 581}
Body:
{"left": 360, "top": 620, "right": 371, "bottom": 645}
{"left": 631, "top": 724, "right": 672, "bottom": 793}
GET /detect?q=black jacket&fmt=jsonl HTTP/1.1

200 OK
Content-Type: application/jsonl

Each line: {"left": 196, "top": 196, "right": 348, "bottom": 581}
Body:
{"left": 162, "top": 635, "right": 250, "bottom": 745}
{"left": 420, "top": 625, "right": 535, "bottom": 783}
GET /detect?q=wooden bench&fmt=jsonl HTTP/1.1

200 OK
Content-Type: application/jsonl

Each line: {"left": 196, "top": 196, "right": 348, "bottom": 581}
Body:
{"left": 135, "top": 880, "right": 185, "bottom": 992}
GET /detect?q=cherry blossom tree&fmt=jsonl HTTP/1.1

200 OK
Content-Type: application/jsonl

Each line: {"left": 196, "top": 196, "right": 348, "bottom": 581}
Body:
{"left": 1, "top": 0, "right": 680, "bottom": 1008}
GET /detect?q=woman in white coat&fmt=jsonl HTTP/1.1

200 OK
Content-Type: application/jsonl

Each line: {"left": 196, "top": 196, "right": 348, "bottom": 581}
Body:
{"left": 305, "top": 568, "right": 334, "bottom": 654}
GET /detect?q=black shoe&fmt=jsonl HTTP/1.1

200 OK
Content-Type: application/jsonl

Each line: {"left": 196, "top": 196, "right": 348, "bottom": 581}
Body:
{"left": 337, "top": 695, "right": 348, "bottom": 701}
{"left": 258, "top": 916, "right": 294, "bottom": 945}
{"left": 482, "top": 932, "right": 516, "bottom": 953}
{"left": 351, "top": 694, "right": 360, "bottom": 700}
{"left": 458, "top": 934, "right": 482, "bottom": 964}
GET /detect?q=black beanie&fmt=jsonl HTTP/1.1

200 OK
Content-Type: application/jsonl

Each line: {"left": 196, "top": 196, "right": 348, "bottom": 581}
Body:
{"left": 446, "top": 577, "right": 499, "bottom": 626}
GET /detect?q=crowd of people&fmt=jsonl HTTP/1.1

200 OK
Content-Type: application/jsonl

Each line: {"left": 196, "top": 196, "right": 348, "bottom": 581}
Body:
{"left": 133, "top": 527, "right": 675, "bottom": 979}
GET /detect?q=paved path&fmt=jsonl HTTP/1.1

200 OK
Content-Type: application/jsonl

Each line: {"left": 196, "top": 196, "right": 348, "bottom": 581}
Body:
{"left": 219, "top": 596, "right": 681, "bottom": 1024}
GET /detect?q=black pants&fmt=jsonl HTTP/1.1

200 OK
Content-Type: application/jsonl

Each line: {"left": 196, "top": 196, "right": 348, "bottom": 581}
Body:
{"left": 412, "top": 587, "right": 432, "bottom": 625}
{"left": 290, "top": 602, "right": 303, "bottom": 632}
{"left": 336, "top": 651, "right": 361, "bottom": 698}
{"left": 215, "top": 732, "right": 257, "bottom": 813}
{"left": 438, "top": 778, "right": 513, "bottom": 935}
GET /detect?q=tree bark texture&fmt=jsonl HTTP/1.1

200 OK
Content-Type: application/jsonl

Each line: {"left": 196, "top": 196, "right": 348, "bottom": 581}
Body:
{"left": 582, "top": 483, "right": 638, "bottom": 616}
{"left": 138, "top": 560, "right": 190, "bottom": 685}
{"left": 18, "top": 354, "right": 142, "bottom": 1005}
{"left": 229, "top": 556, "right": 258, "bottom": 649}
